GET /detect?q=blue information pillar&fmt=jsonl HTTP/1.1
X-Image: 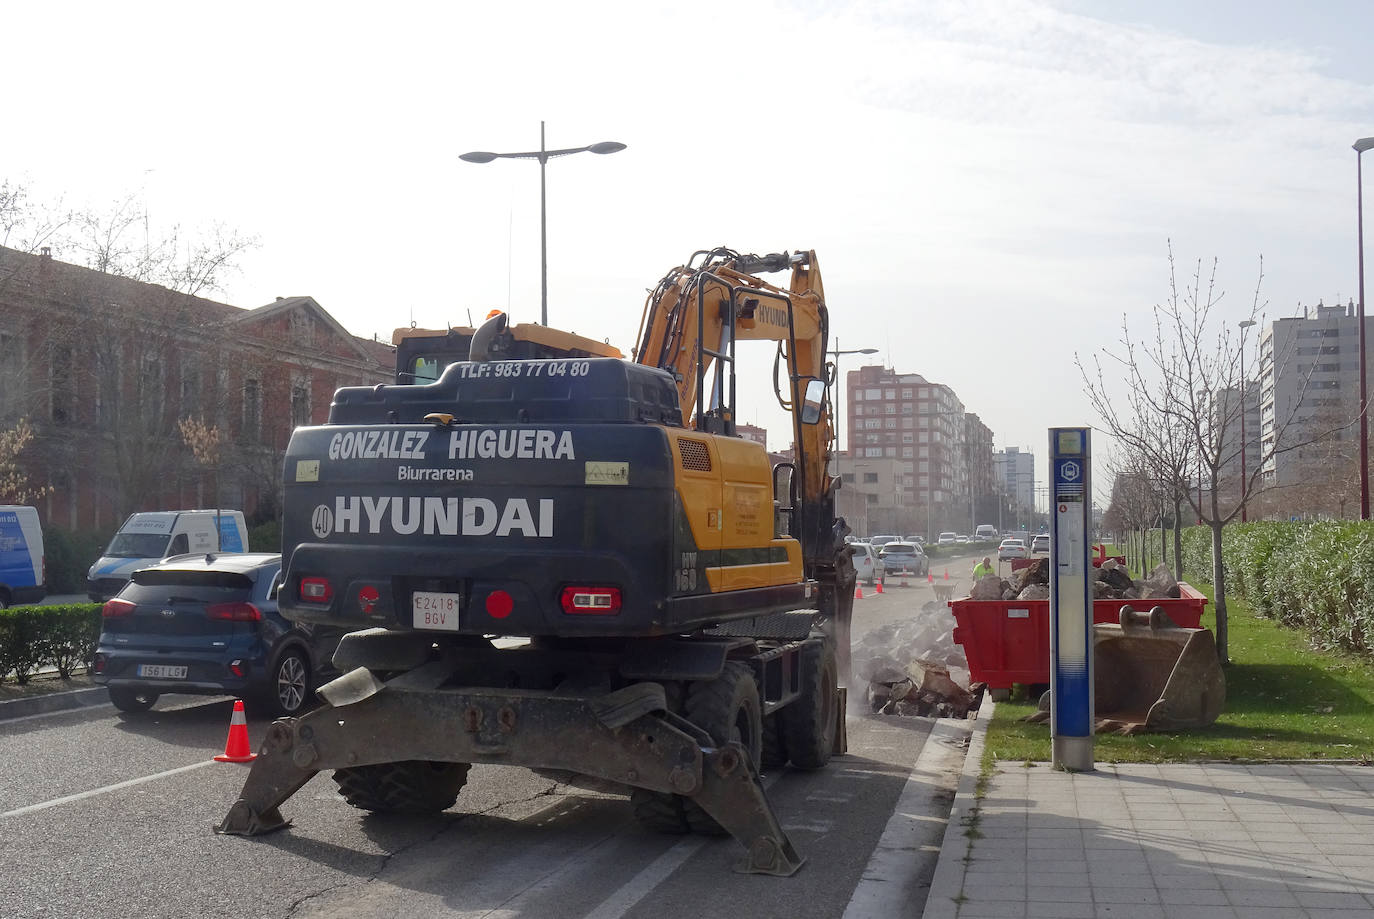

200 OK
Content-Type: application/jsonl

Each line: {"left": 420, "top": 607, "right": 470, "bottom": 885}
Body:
{"left": 1049, "top": 427, "right": 1094, "bottom": 771}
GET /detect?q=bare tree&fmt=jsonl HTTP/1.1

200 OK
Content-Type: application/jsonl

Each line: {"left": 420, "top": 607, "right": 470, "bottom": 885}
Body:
{"left": 0, "top": 419, "right": 50, "bottom": 504}
{"left": 2, "top": 181, "right": 257, "bottom": 518}
{"left": 1078, "top": 244, "right": 1326, "bottom": 663}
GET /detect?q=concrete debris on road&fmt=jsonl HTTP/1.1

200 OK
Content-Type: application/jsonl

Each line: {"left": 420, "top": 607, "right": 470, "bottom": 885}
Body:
{"left": 853, "top": 601, "right": 978, "bottom": 718}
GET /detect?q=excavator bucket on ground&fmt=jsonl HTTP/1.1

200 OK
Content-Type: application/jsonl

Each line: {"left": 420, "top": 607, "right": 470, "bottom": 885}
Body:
{"left": 1025, "top": 606, "right": 1225, "bottom": 735}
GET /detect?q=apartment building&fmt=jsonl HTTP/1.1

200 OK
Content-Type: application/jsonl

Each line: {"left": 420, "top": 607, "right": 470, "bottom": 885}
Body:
{"left": 845, "top": 365, "right": 995, "bottom": 536}
{"left": 1258, "top": 300, "right": 1370, "bottom": 497}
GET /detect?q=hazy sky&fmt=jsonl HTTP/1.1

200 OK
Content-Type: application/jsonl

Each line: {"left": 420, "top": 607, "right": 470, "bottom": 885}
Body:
{"left": 7, "top": 0, "right": 1374, "bottom": 501}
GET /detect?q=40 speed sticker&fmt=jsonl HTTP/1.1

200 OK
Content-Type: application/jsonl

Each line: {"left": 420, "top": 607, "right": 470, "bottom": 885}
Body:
{"left": 312, "top": 496, "right": 554, "bottom": 538}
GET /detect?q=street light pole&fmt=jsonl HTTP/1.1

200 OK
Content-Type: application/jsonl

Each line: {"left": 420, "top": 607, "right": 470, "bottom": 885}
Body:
{"left": 829, "top": 340, "right": 878, "bottom": 475}
{"left": 1357, "top": 137, "right": 1374, "bottom": 519}
{"left": 460, "top": 122, "right": 626, "bottom": 326}
{"left": 1239, "top": 319, "right": 1256, "bottom": 522}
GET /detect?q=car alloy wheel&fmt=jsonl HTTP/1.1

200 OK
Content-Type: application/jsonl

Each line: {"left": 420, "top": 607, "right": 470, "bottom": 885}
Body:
{"left": 271, "top": 650, "right": 310, "bottom": 717}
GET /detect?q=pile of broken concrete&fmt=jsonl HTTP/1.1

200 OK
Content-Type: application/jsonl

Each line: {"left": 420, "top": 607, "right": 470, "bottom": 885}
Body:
{"left": 969, "top": 558, "right": 1184, "bottom": 603}
{"left": 852, "top": 600, "right": 978, "bottom": 718}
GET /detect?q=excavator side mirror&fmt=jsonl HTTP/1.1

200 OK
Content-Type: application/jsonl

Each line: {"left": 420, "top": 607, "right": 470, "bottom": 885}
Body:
{"left": 800, "top": 378, "right": 825, "bottom": 425}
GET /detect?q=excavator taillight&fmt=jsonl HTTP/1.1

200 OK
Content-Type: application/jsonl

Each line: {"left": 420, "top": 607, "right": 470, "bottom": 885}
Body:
{"left": 102, "top": 598, "right": 136, "bottom": 618}
{"left": 560, "top": 586, "right": 622, "bottom": 615}
{"left": 485, "top": 590, "right": 514, "bottom": 619}
{"left": 300, "top": 577, "right": 333, "bottom": 604}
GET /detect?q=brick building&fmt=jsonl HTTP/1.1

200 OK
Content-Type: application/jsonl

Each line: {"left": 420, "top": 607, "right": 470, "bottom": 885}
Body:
{"left": 0, "top": 246, "right": 393, "bottom": 533}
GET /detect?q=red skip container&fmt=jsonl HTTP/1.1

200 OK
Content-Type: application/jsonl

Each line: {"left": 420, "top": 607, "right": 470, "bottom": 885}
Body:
{"left": 949, "top": 583, "right": 1207, "bottom": 691}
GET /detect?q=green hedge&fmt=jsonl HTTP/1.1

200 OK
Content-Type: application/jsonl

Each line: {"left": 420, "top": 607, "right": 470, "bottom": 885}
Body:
{"left": 0, "top": 604, "right": 102, "bottom": 684}
{"left": 1164, "top": 521, "right": 1374, "bottom": 656}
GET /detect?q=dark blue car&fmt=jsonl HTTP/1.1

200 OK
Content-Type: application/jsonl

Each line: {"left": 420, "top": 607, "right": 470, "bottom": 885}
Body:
{"left": 92, "top": 553, "right": 341, "bottom": 716}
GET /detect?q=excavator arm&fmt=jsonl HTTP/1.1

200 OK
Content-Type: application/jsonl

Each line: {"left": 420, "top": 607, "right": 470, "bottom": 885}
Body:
{"left": 634, "top": 248, "right": 843, "bottom": 573}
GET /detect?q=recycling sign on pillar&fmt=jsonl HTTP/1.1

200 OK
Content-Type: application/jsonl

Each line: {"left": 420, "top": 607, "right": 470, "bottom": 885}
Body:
{"left": 1049, "top": 427, "right": 1093, "bottom": 772}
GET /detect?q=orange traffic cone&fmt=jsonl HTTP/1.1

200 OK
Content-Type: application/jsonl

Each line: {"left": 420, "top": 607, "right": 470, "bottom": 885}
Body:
{"left": 943, "top": 569, "right": 949, "bottom": 580}
{"left": 214, "top": 699, "right": 257, "bottom": 763}
{"left": 854, "top": 585, "right": 865, "bottom": 600}
{"left": 927, "top": 573, "right": 935, "bottom": 584}
{"left": 874, "top": 580, "right": 884, "bottom": 594}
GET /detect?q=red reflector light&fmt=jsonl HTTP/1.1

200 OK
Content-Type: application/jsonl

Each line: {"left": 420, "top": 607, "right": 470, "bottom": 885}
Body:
{"left": 206, "top": 602, "right": 262, "bottom": 622}
{"left": 92, "top": 654, "right": 107, "bottom": 673}
{"left": 485, "top": 590, "right": 514, "bottom": 619}
{"left": 300, "top": 577, "right": 333, "bottom": 603}
{"left": 560, "top": 586, "right": 622, "bottom": 615}
{"left": 102, "top": 598, "right": 136, "bottom": 618}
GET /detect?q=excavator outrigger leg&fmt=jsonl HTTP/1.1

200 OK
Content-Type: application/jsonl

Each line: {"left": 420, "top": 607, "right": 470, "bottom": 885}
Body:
{"left": 215, "top": 666, "right": 804, "bottom": 877}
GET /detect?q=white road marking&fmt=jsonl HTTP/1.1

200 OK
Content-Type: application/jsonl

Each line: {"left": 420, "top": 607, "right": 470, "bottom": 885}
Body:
{"left": 840, "top": 718, "right": 972, "bottom": 919}
{"left": 1, "top": 760, "right": 215, "bottom": 818}
{"left": 581, "top": 774, "right": 781, "bottom": 919}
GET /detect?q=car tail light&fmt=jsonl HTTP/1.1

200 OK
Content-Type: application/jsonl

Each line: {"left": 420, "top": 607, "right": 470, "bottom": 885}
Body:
{"left": 92, "top": 653, "right": 107, "bottom": 674}
{"left": 300, "top": 577, "right": 333, "bottom": 604}
{"left": 206, "top": 602, "right": 263, "bottom": 622}
{"left": 560, "top": 586, "right": 622, "bottom": 615}
{"left": 229, "top": 659, "right": 245, "bottom": 677}
{"left": 102, "top": 598, "right": 135, "bottom": 618}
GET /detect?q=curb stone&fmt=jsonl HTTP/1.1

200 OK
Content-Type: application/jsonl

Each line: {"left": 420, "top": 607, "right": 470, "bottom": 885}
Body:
{"left": 0, "top": 686, "right": 109, "bottom": 721}
{"left": 920, "top": 691, "right": 992, "bottom": 919}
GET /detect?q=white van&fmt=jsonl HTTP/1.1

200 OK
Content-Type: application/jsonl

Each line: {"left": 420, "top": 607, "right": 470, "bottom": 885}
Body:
{"left": 0, "top": 505, "right": 46, "bottom": 608}
{"left": 974, "top": 524, "right": 999, "bottom": 542}
{"left": 87, "top": 510, "right": 249, "bottom": 600}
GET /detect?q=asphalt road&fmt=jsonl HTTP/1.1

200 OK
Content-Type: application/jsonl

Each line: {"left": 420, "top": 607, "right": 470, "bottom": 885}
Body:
{"left": 1, "top": 571, "right": 979, "bottom": 919}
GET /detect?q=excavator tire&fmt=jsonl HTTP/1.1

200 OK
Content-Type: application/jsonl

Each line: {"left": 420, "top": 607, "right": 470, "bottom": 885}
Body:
{"left": 779, "top": 637, "right": 837, "bottom": 770}
{"left": 761, "top": 713, "right": 788, "bottom": 769}
{"left": 631, "top": 664, "right": 763, "bottom": 836}
{"left": 682, "top": 662, "right": 763, "bottom": 835}
{"left": 333, "top": 760, "right": 471, "bottom": 814}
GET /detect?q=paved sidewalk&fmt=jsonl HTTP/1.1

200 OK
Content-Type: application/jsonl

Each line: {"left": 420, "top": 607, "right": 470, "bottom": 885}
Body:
{"left": 924, "top": 705, "right": 1374, "bottom": 918}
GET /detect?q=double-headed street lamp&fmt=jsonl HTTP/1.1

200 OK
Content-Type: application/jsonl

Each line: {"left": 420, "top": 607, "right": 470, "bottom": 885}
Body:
{"left": 1356, "top": 136, "right": 1374, "bottom": 519}
{"left": 1239, "top": 319, "right": 1255, "bottom": 522}
{"left": 829, "top": 340, "right": 878, "bottom": 473}
{"left": 460, "top": 122, "right": 626, "bottom": 326}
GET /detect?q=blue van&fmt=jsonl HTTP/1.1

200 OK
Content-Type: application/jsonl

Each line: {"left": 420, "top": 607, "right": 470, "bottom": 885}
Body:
{"left": 0, "top": 505, "right": 46, "bottom": 608}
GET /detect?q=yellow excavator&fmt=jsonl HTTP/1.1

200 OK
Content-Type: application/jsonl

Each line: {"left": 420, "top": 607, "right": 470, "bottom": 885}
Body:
{"left": 217, "top": 248, "right": 856, "bottom": 877}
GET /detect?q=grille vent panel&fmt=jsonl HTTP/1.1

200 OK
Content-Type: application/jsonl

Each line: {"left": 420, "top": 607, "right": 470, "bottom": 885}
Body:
{"left": 677, "top": 439, "right": 713, "bottom": 472}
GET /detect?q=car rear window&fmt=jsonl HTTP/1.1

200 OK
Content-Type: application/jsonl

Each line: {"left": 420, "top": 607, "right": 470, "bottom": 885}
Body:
{"left": 130, "top": 570, "right": 257, "bottom": 590}
{"left": 882, "top": 544, "right": 916, "bottom": 555}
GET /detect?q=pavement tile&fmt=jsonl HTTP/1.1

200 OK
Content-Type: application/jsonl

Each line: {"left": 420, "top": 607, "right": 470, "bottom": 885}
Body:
{"left": 1026, "top": 902, "right": 1094, "bottom": 918}
{"left": 1086, "top": 904, "right": 1165, "bottom": 918}
{"left": 1158, "top": 888, "right": 1230, "bottom": 906}
{"left": 1093, "top": 887, "right": 1162, "bottom": 905}
{"left": 1088, "top": 871, "right": 1157, "bottom": 889}
{"left": 1225, "top": 887, "right": 1300, "bottom": 907}
{"left": 1025, "top": 886, "right": 1094, "bottom": 904}
{"left": 1224, "top": 908, "right": 1303, "bottom": 919}
{"left": 1292, "top": 890, "right": 1371, "bottom": 908}
{"left": 1159, "top": 906, "right": 1238, "bottom": 919}
{"left": 955, "top": 900, "right": 1027, "bottom": 918}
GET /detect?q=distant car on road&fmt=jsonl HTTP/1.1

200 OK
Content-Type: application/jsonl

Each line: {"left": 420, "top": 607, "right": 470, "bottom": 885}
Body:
{"left": 998, "top": 538, "right": 1028, "bottom": 561}
{"left": 851, "top": 542, "right": 886, "bottom": 586}
{"left": 1031, "top": 534, "right": 1050, "bottom": 555}
{"left": 868, "top": 535, "right": 901, "bottom": 549}
{"left": 937, "top": 532, "right": 957, "bottom": 547}
{"left": 879, "top": 542, "right": 928, "bottom": 577}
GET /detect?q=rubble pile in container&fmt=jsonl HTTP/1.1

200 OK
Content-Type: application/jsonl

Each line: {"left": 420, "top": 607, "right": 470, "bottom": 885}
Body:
{"left": 971, "top": 558, "right": 1184, "bottom": 603}
{"left": 852, "top": 600, "right": 978, "bottom": 718}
